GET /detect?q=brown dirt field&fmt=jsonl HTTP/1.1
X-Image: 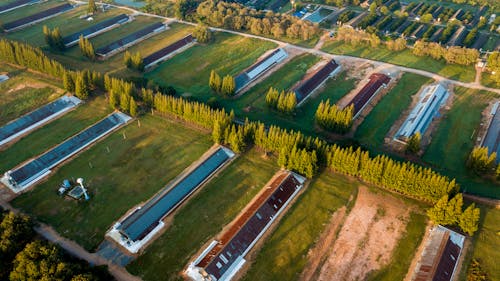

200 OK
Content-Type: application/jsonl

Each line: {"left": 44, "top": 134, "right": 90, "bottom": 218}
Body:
{"left": 317, "top": 186, "right": 412, "bottom": 281}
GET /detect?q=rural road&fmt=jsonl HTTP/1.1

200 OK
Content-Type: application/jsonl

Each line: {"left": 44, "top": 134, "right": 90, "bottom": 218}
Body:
{"left": 78, "top": 1, "right": 500, "bottom": 94}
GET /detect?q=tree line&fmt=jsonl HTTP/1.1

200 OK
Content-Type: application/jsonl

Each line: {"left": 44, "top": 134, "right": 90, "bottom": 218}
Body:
{"left": 315, "top": 100, "right": 353, "bottom": 134}
{"left": 195, "top": 0, "right": 321, "bottom": 41}
{"left": 209, "top": 70, "right": 235, "bottom": 96}
{"left": 487, "top": 51, "right": 500, "bottom": 86}
{"left": 123, "top": 51, "right": 144, "bottom": 72}
{"left": 0, "top": 211, "right": 111, "bottom": 281}
{"left": 265, "top": 87, "right": 297, "bottom": 114}
{"left": 427, "top": 193, "right": 480, "bottom": 235}
{"left": 78, "top": 35, "right": 95, "bottom": 61}
{"left": 43, "top": 26, "right": 64, "bottom": 51}
{"left": 104, "top": 76, "right": 138, "bottom": 117}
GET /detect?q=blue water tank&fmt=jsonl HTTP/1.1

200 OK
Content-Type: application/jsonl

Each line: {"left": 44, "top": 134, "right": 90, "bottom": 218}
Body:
{"left": 63, "top": 179, "right": 71, "bottom": 189}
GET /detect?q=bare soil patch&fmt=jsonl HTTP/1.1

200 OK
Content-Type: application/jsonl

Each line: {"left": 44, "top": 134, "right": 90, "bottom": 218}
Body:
{"left": 317, "top": 186, "right": 412, "bottom": 281}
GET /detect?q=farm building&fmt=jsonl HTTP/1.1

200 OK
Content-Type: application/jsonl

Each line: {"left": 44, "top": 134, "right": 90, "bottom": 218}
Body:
{"left": 95, "top": 22, "right": 167, "bottom": 58}
{"left": 0, "top": 0, "right": 40, "bottom": 14}
{"left": 186, "top": 171, "right": 305, "bottom": 281}
{"left": 394, "top": 84, "right": 449, "bottom": 142}
{"left": 143, "top": 34, "right": 195, "bottom": 70}
{"left": 411, "top": 226, "right": 465, "bottom": 281}
{"left": 292, "top": 59, "right": 341, "bottom": 106}
{"left": 107, "top": 146, "right": 235, "bottom": 253}
{"left": 0, "top": 95, "right": 82, "bottom": 147}
{"left": 234, "top": 48, "right": 288, "bottom": 92}
{"left": 62, "top": 14, "right": 131, "bottom": 47}
{"left": 2, "top": 3, "right": 74, "bottom": 32}
{"left": 1, "top": 112, "right": 131, "bottom": 193}
{"left": 481, "top": 101, "right": 500, "bottom": 162}
{"left": 346, "top": 73, "right": 390, "bottom": 118}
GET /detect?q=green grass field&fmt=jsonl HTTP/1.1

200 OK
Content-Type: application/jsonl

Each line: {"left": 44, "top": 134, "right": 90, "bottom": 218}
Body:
{"left": 11, "top": 114, "right": 212, "bottom": 250}
{"left": 468, "top": 206, "right": 500, "bottom": 281}
{"left": 321, "top": 40, "right": 476, "bottom": 83}
{"left": 481, "top": 72, "right": 500, "bottom": 90}
{"left": 241, "top": 172, "right": 357, "bottom": 281}
{"left": 127, "top": 148, "right": 279, "bottom": 281}
{"left": 5, "top": 5, "right": 129, "bottom": 47}
{"left": 366, "top": 211, "right": 427, "bottom": 281}
{"left": 0, "top": 0, "right": 66, "bottom": 24}
{"left": 0, "top": 96, "right": 111, "bottom": 173}
{"left": 0, "top": 72, "right": 62, "bottom": 126}
{"left": 422, "top": 86, "right": 499, "bottom": 197}
{"left": 145, "top": 32, "right": 277, "bottom": 100}
{"left": 355, "top": 73, "right": 433, "bottom": 149}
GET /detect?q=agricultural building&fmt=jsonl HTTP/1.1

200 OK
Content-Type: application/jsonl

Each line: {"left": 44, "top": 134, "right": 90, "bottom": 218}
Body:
{"left": 394, "top": 84, "right": 449, "bottom": 141}
{"left": 186, "top": 171, "right": 305, "bottom": 281}
{"left": 411, "top": 226, "right": 465, "bottom": 281}
{"left": 481, "top": 102, "right": 500, "bottom": 162}
{"left": 0, "top": 95, "right": 82, "bottom": 147}
{"left": 234, "top": 48, "right": 288, "bottom": 92}
{"left": 107, "top": 146, "right": 235, "bottom": 253}
{"left": 0, "top": 0, "right": 40, "bottom": 14}
{"left": 3, "top": 3, "right": 74, "bottom": 32}
{"left": 1, "top": 112, "right": 131, "bottom": 193}
{"left": 95, "top": 22, "right": 167, "bottom": 58}
{"left": 143, "top": 34, "right": 194, "bottom": 70}
{"left": 346, "top": 73, "right": 390, "bottom": 118}
{"left": 62, "top": 14, "right": 131, "bottom": 47}
{"left": 292, "top": 59, "right": 341, "bottom": 106}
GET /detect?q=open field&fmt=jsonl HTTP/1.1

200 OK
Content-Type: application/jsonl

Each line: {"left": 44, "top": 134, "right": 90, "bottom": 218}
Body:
{"left": 4, "top": 5, "right": 129, "bottom": 47}
{"left": 422, "top": 86, "right": 499, "bottom": 197}
{"left": 0, "top": 96, "right": 111, "bottom": 174}
{"left": 481, "top": 72, "right": 500, "bottom": 89}
{"left": 0, "top": 0, "right": 65, "bottom": 24}
{"left": 145, "top": 32, "right": 277, "bottom": 100}
{"left": 355, "top": 73, "right": 432, "bottom": 149}
{"left": 468, "top": 206, "right": 500, "bottom": 281}
{"left": 0, "top": 71, "right": 63, "bottom": 126}
{"left": 321, "top": 40, "right": 476, "bottom": 83}
{"left": 127, "top": 148, "right": 279, "bottom": 281}
{"left": 241, "top": 172, "right": 357, "bottom": 281}
{"left": 11, "top": 114, "right": 212, "bottom": 250}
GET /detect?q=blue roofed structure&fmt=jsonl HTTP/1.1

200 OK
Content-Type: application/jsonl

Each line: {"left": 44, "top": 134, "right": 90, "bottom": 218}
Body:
{"left": 482, "top": 102, "right": 500, "bottom": 162}
{"left": 62, "top": 14, "right": 130, "bottom": 47}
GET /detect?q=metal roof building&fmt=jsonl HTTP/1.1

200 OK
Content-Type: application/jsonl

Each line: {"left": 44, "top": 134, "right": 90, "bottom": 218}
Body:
{"left": 482, "top": 102, "right": 500, "bottom": 162}
{"left": 395, "top": 83, "right": 448, "bottom": 141}
{"left": 62, "top": 14, "right": 130, "bottom": 47}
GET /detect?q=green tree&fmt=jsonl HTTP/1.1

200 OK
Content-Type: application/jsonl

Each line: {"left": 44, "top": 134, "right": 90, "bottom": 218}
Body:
{"left": 193, "top": 24, "right": 212, "bottom": 43}
{"left": 467, "top": 259, "right": 488, "bottom": 281}
{"left": 427, "top": 195, "right": 452, "bottom": 225}
{"left": 62, "top": 71, "right": 74, "bottom": 93}
{"left": 129, "top": 97, "right": 137, "bottom": 117}
{"left": 459, "top": 203, "right": 480, "bottom": 236}
{"left": 467, "top": 146, "right": 497, "bottom": 174}
{"left": 420, "top": 13, "right": 433, "bottom": 23}
{"left": 88, "top": 0, "right": 97, "bottom": 14}
{"left": 74, "top": 75, "right": 89, "bottom": 100}
{"left": 496, "top": 164, "right": 500, "bottom": 180}
{"left": 221, "top": 75, "right": 235, "bottom": 96}
{"left": 120, "top": 92, "right": 130, "bottom": 112}
{"left": 209, "top": 70, "right": 222, "bottom": 92}
{"left": 406, "top": 132, "right": 421, "bottom": 154}
{"left": 123, "top": 51, "right": 132, "bottom": 68}
{"left": 108, "top": 90, "right": 118, "bottom": 109}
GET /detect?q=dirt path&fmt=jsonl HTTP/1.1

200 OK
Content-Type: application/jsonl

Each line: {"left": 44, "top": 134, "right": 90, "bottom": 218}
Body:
{"left": 299, "top": 206, "right": 347, "bottom": 281}
{"left": 317, "top": 186, "right": 411, "bottom": 281}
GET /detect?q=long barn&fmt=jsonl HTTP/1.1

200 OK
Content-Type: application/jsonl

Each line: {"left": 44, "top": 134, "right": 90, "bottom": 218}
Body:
{"left": 292, "top": 59, "right": 341, "bottom": 106}
{"left": 0, "top": 0, "right": 41, "bottom": 15}
{"left": 346, "top": 73, "right": 390, "bottom": 118}
{"left": 186, "top": 171, "right": 305, "bottom": 281}
{"left": 62, "top": 14, "right": 131, "bottom": 47}
{"left": 106, "top": 146, "right": 235, "bottom": 253}
{"left": 481, "top": 102, "right": 500, "bottom": 162}
{"left": 143, "top": 34, "right": 195, "bottom": 70}
{"left": 1, "top": 112, "right": 131, "bottom": 192}
{"left": 3, "top": 3, "right": 74, "bottom": 32}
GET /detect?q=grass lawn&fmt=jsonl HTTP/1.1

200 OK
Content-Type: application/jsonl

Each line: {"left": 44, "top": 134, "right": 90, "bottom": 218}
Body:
{"left": 468, "top": 206, "right": 500, "bottom": 281}
{"left": 11, "top": 114, "right": 212, "bottom": 250}
{"left": 127, "top": 148, "right": 279, "bottom": 281}
{"left": 422, "top": 86, "right": 499, "bottom": 198}
{"left": 355, "top": 73, "right": 432, "bottom": 148}
{"left": 481, "top": 72, "right": 500, "bottom": 90}
{"left": 0, "top": 96, "right": 111, "bottom": 173}
{"left": 0, "top": 0, "right": 66, "bottom": 24}
{"left": 241, "top": 172, "right": 357, "bottom": 281}
{"left": 4, "top": 5, "right": 129, "bottom": 47}
{"left": 145, "top": 32, "right": 277, "bottom": 100}
{"left": 321, "top": 40, "right": 476, "bottom": 83}
{"left": 0, "top": 75, "right": 62, "bottom": 126}
{"left": 366, "top": 211, "right": 427, "bottom": 281}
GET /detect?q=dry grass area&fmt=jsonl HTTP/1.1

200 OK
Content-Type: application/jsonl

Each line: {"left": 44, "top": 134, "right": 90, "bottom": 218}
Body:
{"left": 317, "top": 186, "right": 412, "bottom": 281}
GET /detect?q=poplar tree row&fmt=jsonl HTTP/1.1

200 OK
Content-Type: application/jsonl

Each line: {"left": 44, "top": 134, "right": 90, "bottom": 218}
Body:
{"left": 43, "top": 25, "right": 64, "bottom": 51}
{"left": 104, "top": 76, "right": 137, "bottom": 116}
{"left": 427, "top": 194, "right": 480, "bottom": 235}
{"left": 315, "top": 100, "right": 353, "bottom": 134}
{"left": 62, "top": 70, "right": 102, "bottom": 100}
{"left": 78, "top": 35, "right": 95, "bottom": 61}
{"left": 265, "top": 87, "right": 297, "bottom": 114}
{"left": 209, "top": 70, "right": 235, "bottom": 96}
{"left": 124, "top": 51, "right": 144, "bottom": 71}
